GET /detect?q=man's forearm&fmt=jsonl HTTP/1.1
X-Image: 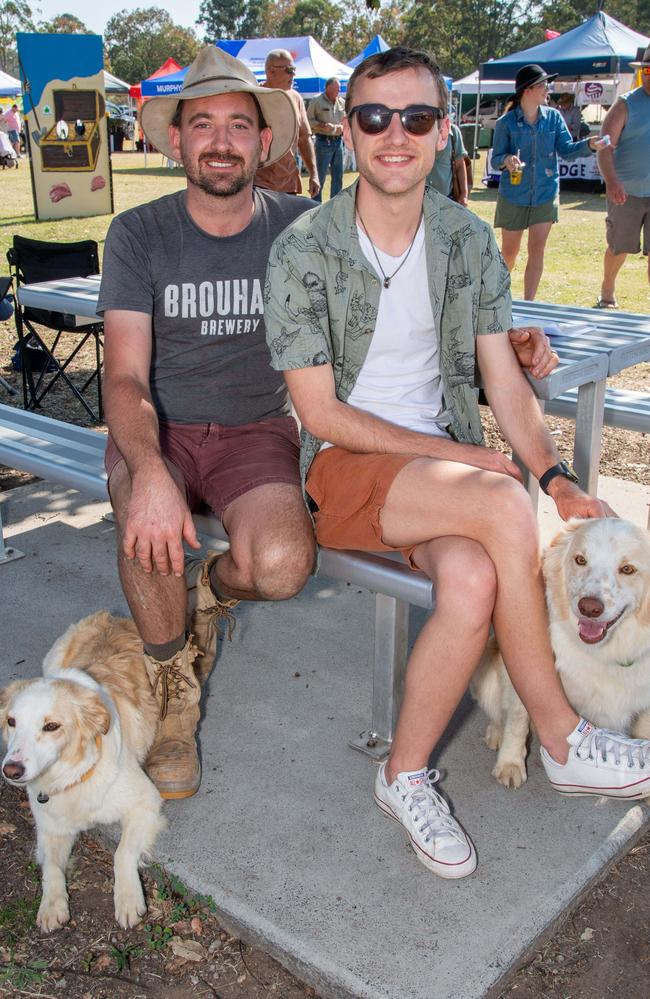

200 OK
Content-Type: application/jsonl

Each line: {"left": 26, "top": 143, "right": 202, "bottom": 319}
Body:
{"left": 597, "top": 146, "right": 619, "bottom": 186}
{"left": 303, "top": 394, "right": 480, "bottom": 463}
{"left": 104, "top": 375, "right": 165, "bottom": 479}
{"left": 484, "top": 373, "right": 559, "bottom": 480}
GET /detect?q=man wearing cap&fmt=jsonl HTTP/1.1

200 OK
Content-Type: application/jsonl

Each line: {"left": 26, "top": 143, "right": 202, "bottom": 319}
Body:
{"left": 263, "top": 47, "right": 649, "bottom": 881}
{"left": 596, "top": 43, "right": 650, "bottom": 309}
{"left": 254, "top": 48, "right": 320, "bottom": 198}
{"left": 98, "top": 46, "right": 315, "bottom": 800}
{"left": 308, "top": 77, "right": 346, "bottom": 202}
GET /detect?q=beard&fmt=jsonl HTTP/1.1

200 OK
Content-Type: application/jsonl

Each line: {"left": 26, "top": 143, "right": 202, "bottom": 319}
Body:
{"left": 183, "top": 145, "right": 262, "bottom": 198}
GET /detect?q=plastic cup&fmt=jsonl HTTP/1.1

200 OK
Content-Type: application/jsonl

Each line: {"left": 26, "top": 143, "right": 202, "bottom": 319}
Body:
{"left": 510, "top": 163, "right": 525, "bottom": 185}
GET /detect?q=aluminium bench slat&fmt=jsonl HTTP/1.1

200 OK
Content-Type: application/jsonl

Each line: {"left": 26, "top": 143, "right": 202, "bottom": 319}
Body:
{"left": 545, "top": 387, "right": 650, "bottom": 434}
{"left": 1, "top": 406, "right": 433, "bottom": 608}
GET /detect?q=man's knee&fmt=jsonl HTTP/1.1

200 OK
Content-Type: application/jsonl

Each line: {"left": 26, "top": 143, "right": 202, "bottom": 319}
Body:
{"left": 248, "top": 530, "right": 315, "bottom": 600}
{"left": 433, "top": 543, "right": 497, "bottom": 622}
{"left": 486, "top": 474, "right": 537, "bottom": 542}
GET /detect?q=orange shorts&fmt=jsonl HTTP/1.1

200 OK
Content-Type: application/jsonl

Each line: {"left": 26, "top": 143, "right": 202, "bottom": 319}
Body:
{"left": 306, "top": 446, "right": 419, "bottom": 566}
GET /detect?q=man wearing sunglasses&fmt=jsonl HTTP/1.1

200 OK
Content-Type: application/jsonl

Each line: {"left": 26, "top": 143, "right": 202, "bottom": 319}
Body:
{"left": 308, "top": 77, "right": 346, "bottom": 201}
{"left": 596, "top": 43, "right": 650, "bottom": 309}
{"left": 264, "top": 47, "right": 647, "bottom": 881}
{"left": 255, "top": 49, "right": 320, "bottom": 199}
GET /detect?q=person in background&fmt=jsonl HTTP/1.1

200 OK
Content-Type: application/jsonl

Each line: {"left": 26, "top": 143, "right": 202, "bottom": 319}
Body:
{"left": 1, "top": 103, "right": 22, "bottom": 158}
{"left": 426, "top": 121, "right": 469, "bottom": 205}
{"left": 596, "top": 43, "right": 650, "bottom": 309}
{"left": 492, "top": 64, "right": 602, "bottom": 300}
{"left": 556, "top": 92, "right": 583, "bottom": 140}
{"left": 255, "top": 48, "right": 320, "bottom": 199}
{"left": 308, "top": 77, "right": 346, "bottom": 202}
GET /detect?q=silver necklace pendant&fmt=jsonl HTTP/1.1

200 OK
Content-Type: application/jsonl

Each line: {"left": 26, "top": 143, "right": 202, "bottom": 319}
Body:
{"left": 37, "top": 791, "right": 49, "bottom": 803}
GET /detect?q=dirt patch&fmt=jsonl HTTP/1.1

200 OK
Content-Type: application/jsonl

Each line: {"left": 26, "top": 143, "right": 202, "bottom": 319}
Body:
{"left": 0, "top": 784, "right": 317, "bottom": 998}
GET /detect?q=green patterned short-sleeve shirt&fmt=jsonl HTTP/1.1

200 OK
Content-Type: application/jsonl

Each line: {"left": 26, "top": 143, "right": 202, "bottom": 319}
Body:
{"left": 264, "top": 181, "right": 512, "bottom": 491}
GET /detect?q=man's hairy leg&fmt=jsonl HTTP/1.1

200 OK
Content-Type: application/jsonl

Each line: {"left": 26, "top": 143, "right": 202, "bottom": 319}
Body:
{"left": 385, "top": 536, "right": 497, "bottom": 783}
{"left": 380, "top": 458, "right": 578, "bottom": 765}
{"left": 110, "top": 459, "right": 187, "bottom": 645}
{"left": 215, "top": 483, "right": 315, "bottom": 602}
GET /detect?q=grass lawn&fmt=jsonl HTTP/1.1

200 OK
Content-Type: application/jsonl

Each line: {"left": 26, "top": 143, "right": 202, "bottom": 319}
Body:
{"left": 0, "top": 149, "right": 648, "bottom": 312}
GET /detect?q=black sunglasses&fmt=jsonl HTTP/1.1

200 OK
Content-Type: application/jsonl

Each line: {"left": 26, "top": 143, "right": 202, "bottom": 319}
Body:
{"left": 349, "top": 103, "right": 445, "bottom": 136}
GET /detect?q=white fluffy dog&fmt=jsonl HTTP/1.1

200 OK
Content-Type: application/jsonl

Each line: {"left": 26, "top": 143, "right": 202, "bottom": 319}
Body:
{"left": 0, "top": 612, "right": 165, "bottom": 931}
{"left": 472, "top": 518, "right": 650, "bottom": 789}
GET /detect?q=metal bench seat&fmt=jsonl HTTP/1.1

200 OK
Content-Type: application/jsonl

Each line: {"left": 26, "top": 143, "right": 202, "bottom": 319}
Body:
{"left": 545, "top": 386, "right": 650, "bottom": 434}
{"left": 0, "top": 403, "right": 431, "bottom": 759}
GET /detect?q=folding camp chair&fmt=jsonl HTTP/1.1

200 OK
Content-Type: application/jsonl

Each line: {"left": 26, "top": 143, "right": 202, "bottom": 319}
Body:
{"left": 7, "top": 236, "right": 103, "bottom": 421}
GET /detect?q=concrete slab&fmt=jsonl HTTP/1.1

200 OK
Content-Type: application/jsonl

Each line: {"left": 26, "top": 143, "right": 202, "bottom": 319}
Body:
{"left": 1, "top": 477, "right": 649, "bottom": 999}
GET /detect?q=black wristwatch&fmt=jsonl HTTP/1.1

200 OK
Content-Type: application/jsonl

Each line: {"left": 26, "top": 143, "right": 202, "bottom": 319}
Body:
{"left": 539, "top": 460, "right": 579, "bottom": 495}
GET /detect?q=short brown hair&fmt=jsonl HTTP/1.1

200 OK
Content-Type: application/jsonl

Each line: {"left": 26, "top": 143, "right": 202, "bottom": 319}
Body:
{"left": 345, "top": 46, "right": 448, "bottom": 114}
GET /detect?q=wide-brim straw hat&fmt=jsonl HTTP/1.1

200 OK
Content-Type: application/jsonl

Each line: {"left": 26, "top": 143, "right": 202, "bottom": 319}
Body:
{"left": 514, "top": 64, "right": 558, "bottom": 94}
{"left": 630, "top": 44, "right": 650, "bottom": 68}
{"left": 140, "top": 45, "right": 298, "bottom": 165}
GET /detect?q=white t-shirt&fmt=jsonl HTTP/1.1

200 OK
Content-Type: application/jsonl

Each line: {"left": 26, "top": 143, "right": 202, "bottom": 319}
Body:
{"left": 348, "top": 220, "right": 450, "bottom": 437}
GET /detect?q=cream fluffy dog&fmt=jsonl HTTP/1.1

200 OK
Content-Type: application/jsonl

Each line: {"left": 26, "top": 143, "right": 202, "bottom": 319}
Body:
{"left": 0, "top": 612, "right": 165, "bottom": 931}
{"left": 472, "top": 518, "right": 650, "bottom": 788}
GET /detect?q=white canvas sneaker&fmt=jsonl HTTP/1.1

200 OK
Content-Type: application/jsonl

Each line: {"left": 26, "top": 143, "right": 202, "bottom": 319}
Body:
{"left": 374, "top": 764, "right": 477, "bottom": 879}
{"left": 541, "top": 718, "right": 650, "bottom": 799}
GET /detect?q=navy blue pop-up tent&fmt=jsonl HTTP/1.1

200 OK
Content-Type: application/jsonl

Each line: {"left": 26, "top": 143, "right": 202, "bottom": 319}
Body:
{"left": 347, "top": 34, "right": 390, "bottom": 68}
{"left": 481, "top": 11, "right": 648, "bottom": 81}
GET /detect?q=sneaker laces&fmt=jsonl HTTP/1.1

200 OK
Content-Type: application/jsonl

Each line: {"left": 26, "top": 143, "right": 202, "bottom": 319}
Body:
{"left": 403, "top": 769, "right": 466, "bottom": 846}
{"left": 575, "top": 727, "right": 650, "bottom": 769}
{"left": 150, "top": 657, "right": 197, "bottom": 720}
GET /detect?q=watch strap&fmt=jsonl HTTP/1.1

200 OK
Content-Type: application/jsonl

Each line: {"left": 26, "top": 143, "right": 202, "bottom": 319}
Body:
{"left": 538, "top": 461, "right": 578, "bottom": 495}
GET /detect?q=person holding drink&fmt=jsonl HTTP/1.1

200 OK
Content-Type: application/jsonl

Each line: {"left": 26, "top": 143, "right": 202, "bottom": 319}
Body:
{"left": 492, "top": 64, "right": 604, "bottom": 300}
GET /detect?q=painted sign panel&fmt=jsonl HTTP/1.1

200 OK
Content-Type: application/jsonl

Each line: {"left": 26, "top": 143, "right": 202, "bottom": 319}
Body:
{"left": 17, "top": 33, "right": 113, "bottom": 220}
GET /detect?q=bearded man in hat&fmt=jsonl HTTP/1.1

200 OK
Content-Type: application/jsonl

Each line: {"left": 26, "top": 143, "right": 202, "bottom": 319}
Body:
{"left": 596, "top": 43, "right": 650, "bottom": 308}
{"left": 97, "top": 46, "right": 315, "bottom": 800}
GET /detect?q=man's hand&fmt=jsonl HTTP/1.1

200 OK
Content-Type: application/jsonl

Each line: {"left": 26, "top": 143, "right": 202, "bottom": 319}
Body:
{"left": 453, "top": 443, "right": 524, "bottom": 482}
{"left": 605, "top": 179, "right": 627, "bottom": 205}
{"left": 547, "top": 478, "right": 616, "bottom": 521}
{"left": 508, "top": 326, "right": 559, "bottom": 379}
{"left": 309, "top": 175, "right": 321, "bottom": 198}
{"left": 123, "top": 467, "right": 200, "bottom": 577}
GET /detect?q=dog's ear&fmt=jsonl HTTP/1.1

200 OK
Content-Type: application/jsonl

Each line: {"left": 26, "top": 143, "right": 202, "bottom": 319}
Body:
{"left": 0, "top": 680, "right": 31, "bottom": 727}
{"left": 542, "top": 523, "right": 579, "bottom": 618}
{"left": 61, "top": 682, "right": 111, "bottom": 739}
{"left": 79, "top": 691, "right": 111, "bottom": 739}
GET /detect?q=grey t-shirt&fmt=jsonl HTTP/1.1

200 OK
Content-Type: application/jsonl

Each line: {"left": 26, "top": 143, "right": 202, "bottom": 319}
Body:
{"left": 98, "top": 188, "right": 311, "bottom": 424}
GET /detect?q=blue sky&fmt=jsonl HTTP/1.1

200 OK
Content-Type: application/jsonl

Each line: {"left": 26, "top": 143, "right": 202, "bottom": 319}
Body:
{"left": 33, "top": 1, "right": 203, "bottom": 37}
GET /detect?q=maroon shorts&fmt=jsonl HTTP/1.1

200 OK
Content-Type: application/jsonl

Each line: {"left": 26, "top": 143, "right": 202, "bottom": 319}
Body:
{"left": 105, "top": 416, "right": 301, "bottom": 520}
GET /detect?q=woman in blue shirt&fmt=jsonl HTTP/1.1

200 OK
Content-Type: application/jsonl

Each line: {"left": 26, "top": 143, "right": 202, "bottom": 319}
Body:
{"left": 492, "top": 64, "right": 601, "bottom": 300}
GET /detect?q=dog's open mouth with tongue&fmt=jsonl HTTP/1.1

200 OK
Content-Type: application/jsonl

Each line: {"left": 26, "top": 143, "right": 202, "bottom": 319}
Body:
{"left": 578, "top": 607, "right": 626, "bottom": 644}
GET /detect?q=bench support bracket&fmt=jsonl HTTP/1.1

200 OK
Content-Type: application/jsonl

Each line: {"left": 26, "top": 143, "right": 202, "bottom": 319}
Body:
{"left": 0, "top": 501, "right": 25, "bottom": 565}
{"left": 350, "top": 594, "right": 409, "bottom": 760}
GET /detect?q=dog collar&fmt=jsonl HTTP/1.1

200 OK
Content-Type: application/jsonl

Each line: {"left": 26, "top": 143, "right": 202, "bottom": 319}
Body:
{"left": 36, "top": 735, "right": 102, "bottom": 804}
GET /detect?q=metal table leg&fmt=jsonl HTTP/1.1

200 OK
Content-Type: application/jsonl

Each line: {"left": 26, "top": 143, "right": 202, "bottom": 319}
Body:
{"left": 350, "top": 594, "right": 409, "bottom": 760}
{"left": 573, "top": 378, "right": 606, "bottom": 495}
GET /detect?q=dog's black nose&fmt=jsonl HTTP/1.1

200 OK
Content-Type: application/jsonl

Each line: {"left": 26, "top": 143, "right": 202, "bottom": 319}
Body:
{"left": 2, "top": 760, "right": 25, "bottom": 781}
{"left": 578, "top": 596, "right": 604, "bottom": 618}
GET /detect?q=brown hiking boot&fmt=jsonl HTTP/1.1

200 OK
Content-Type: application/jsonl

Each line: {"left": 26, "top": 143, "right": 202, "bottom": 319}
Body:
{"left": 185, "top": 552, "right": 238, "bottom": 686}
{"left": 144, "top": 638, "right": 202, "bottom": 799}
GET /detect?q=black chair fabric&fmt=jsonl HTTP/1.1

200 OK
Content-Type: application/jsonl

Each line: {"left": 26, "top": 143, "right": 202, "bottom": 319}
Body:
{"left": 7, "top": 236, "right": 103, "bottom": 421}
